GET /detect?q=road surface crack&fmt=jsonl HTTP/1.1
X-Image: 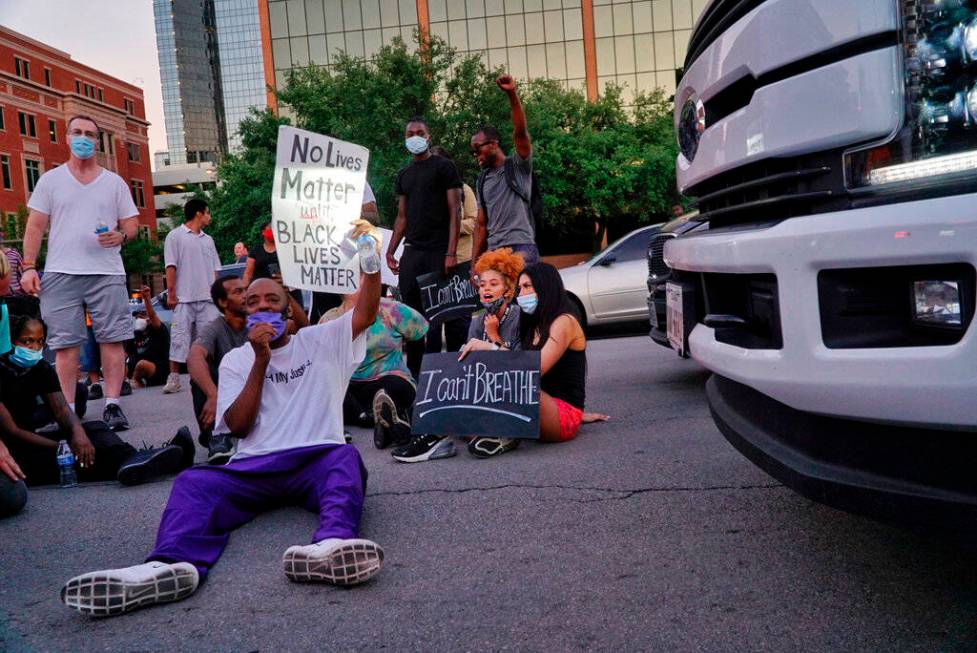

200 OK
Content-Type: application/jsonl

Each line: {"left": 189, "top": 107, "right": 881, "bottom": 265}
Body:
{"left": 367, "top": 482, "right": 782, "bottom": 502}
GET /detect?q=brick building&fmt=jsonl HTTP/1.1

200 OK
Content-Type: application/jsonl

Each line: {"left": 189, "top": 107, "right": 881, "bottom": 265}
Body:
{"left": 0, "top": 26, "right": 155, "bottom": 238}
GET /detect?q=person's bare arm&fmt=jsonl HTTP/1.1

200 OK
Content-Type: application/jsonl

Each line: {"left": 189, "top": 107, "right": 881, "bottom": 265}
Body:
{"left": 96, "top": 216, "right": 138, "bottom": 249}
{"left": 445, "top": 189, "right": 461, "bottom": 274}
{"left": 242, "top": 257, "right": 256, "bottom": 286}
{"left": 361, "top": 201, "right": 379, "bottom": 226}
{"left": 0, "top": 438, "right": 25, "bottom": 482}
{"left": 188, "top": 343, "right": 218, "bottom": 429}
{"left": 287, "top": 292, "right": 310, "bottom": 331}
{"left": 386, "top": 197, "right": 407, "bottom": 275}
{"left": 538, "top": 315, "right": 575, "bottom": 376}
{"left": 20, "top": 210, "right": 49, "bottom": 294}
{"left": 139, "top": 285, "right": 162, "bottom": 329}
{"left": 498, "top": 75, "right": 531, "bottom": 159}
{"left": 221, "top": 324, "right": 274, "bottom": 436}
{"left": 472, "top": 206, "right": 488, "bottom": 272}
{"left": 165, "top": 266, "right": 178, "bottom": 309}
{"left": 351, "top": 270, "right": 381, "bottom": 340}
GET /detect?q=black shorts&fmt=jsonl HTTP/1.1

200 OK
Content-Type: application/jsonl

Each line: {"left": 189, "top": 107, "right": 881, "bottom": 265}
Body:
{"left": 129, "top": 357, "right": 169, "bottom": 386}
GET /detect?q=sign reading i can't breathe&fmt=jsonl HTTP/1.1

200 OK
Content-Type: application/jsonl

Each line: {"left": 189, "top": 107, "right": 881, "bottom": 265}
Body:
{"left": 416, "top": 262, "right": 479, "bottom": 323}
{"left": 411, "top": 351, "right": 541, "bottom": 439}
{"left": 272, "top": 125, "right": 370, "bottom": 293}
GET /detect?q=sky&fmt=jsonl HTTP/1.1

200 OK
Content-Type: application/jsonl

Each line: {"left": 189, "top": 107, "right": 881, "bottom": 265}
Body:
{"left": 4, "top": 0, "right": 168, "bottom": 163}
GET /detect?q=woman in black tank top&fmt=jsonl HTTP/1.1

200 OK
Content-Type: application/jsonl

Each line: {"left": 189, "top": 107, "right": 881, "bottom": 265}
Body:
{"left": 516, "top": 263, "right": 608, "bottom": 443}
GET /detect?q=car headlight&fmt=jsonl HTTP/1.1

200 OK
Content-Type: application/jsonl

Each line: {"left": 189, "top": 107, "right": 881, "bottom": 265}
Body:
{"left": 845, "top": 0, "right": 977, "bottom": 189}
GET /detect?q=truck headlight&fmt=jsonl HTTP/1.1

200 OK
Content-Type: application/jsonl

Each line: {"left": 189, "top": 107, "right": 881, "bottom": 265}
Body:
{"left": 912, "top": 280, "right": 963, "bottom": 327}
{"left": 845, "top": 1, "right": 977, "bottom": 189}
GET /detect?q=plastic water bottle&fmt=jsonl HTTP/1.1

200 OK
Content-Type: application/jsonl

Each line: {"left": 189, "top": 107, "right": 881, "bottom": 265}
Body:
{"left": 94, "top": 219, "right": 109, "bottom": 235}
{"left": 357, "top": 235, "right": 381, "bottom": 274}
{"left": 56, "top": 440, "right": 77, "bottom": 488}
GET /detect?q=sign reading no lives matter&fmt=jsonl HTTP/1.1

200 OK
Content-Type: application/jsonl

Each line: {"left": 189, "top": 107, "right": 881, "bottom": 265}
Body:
{"left": 411, "top": 351, "right": 541, "bottom": 439}
{"left": 272, "top": 125, "right": 370, "bottom": 293}
{"left": 416, "top": 262, "right": 479, "bottom": 323}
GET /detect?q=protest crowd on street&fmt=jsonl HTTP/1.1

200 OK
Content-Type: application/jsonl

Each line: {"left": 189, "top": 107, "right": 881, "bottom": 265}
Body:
{"left": 0, "top": 75, "right": 611, "bottom": 618}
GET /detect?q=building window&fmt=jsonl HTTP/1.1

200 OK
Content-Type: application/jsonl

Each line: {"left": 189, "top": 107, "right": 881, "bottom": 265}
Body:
{"left": 24, "top": 159, "right": 40, "bottom": 193}
{"left": 48, "top": 119, "right": 57, "bottom": 143}
{"left": 44, "top": 68, "right": 52, "bottom": 87}
{"left": 124, "top": 99, "right": 135, "bottom": 114}
{"left": 75, "top": 80, "right": 81, "bottom": 93}
{"left": 97, "top": 88, "right": 103, "bottom": 102}
{"left": 127, "top": 142, "right": 140, "bottom": 162}
{"left": 0, "top": 106, "right": 4, "bottom": 131}
{"left": 1, "top": 155, "right": 10, "bottom": 190}
{"left": 138, "top": 225, "right": 151, "bottom": 240}
{"left": 130, "top": 179, "right": 145, "bottom": 208}
{"left": 18, "top": 112, "right": 36, "bottom": 138}
{"left": 98, "top": 131, "right": 105, "bottom": 153}
{"left": 14, "top": 57, "right": 29, "bottom": 80}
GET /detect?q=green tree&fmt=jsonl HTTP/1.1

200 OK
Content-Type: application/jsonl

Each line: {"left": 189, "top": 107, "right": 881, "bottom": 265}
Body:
{"left": 211, "top": 34, "right": 677, "bottom": 255}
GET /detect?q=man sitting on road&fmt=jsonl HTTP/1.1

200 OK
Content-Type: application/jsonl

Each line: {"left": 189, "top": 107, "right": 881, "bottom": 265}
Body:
{"left": 60, "top": 220, "right": 385, "bottom": 617}
{"left": 187, "top": 275, "right": 248, "bottom": 464}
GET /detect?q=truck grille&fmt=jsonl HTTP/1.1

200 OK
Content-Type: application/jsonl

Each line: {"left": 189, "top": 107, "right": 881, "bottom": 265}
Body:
{"left": 685, "top": 0, "right": 769, "bottom": 68}
{"left": 647, "top": 233, "right": 675, "bottom": 280}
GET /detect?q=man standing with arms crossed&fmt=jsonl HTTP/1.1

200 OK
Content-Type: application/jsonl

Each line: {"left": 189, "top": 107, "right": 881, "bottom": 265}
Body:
{"left": 161, "top": 199, "right": 222, "bottom": 394}
{"left": 22, "top": 115, "right": 138, "bottom": 430}
{"left": 470, "top": 75, "right": 539, "bottom": 267}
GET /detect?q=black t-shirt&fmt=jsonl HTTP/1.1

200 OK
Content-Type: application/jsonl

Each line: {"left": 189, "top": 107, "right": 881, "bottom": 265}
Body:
{"left": 395, "top": 155, "right": 462, "bottom": 251}
{"left": 250, "top": 241, "right": 281, "bottom": 280}
{"left": 125, "top": 323, "right": 170, "bottom": 367}
{"left": 0, "top": 357, "right": 61, "bottom": 430}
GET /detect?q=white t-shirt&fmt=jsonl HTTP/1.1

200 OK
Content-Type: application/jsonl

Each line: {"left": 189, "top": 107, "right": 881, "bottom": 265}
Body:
{"left": 215, "top": 311, "right": 366, "bottom": 460}
{"left": 27, "top": 165, "right": 138, "bottom": 276}
{"left": 163, "top": 225, "right": 222, "bottom": 303}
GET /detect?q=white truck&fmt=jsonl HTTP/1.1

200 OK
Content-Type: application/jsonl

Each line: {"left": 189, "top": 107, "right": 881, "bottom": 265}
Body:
{"left": 665, "top": 0, "right": 977, "bottom": 529}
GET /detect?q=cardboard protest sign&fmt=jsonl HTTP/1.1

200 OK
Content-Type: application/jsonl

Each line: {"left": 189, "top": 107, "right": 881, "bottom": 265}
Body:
{"left": 412, "top": 351, "right": 541, "bottom": 439}
{"left": 272, "top": 126, "right": 370, "bottom": 293}
{"left": 416, "top": 262, "right": 479, "bottom": 323}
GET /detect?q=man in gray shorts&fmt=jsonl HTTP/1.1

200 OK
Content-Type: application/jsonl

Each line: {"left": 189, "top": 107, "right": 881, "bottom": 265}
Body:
{"left": 161, "top": 199, "right": 222, "bottom": 394}
{"left": 22, "top": 115, "right": 139, "bottom": 431}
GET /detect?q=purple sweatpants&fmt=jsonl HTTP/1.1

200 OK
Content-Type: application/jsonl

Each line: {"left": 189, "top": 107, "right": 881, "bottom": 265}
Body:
{"left": 147, "top": 443, "right": 367, "bottom": 578}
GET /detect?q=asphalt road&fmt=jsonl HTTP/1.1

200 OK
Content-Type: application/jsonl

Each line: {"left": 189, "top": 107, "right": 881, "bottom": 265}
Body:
{"left": 2, "top": 335, "right": 976, "bottom": 652}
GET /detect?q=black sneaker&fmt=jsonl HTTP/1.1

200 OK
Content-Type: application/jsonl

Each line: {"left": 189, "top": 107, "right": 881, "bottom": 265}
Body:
{"left": 120, "top": 379, "right": 132, "bottom": 396}
{"left": 207, "top": 433, "right": 234, "bottom": 465}
{"left": 87, "top": 382, "right": 103, "bottom": 400}
{"left": 164, "top": 426, "right": 196, "bottom": 469}
{"left": 468, "top": 437, "right": 520, "bottom": 458}
{"left": 117, "top": 445, "right": 184, "bottom": 486}
{"left": 103, "top": 404, "right": 130, "bottom": 431}
{"left": 372, "top": 389, "right": 411, "bottom": 449}
{"left": 391, "top": 434, "right": 456, "bottom": 463}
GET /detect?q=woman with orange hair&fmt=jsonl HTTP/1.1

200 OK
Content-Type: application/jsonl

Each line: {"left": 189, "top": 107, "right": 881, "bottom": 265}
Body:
{"left": 391, "top": 247, "right": 525, "bottom": 463}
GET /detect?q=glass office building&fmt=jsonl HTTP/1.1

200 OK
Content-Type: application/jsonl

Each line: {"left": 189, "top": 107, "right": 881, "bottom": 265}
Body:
{"left": 153, "top": 0, "right": 268, "bottom": 165}
{"left": 262, "top": 0, "right": 708, "bottom": 101}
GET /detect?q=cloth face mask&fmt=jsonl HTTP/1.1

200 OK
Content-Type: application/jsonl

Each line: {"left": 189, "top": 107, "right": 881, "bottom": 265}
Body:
{"left": 246, "top": 311, "right": 287, "bottom": 341}
{"left": 405, "top": 136, "right": 429, "bottom": 155}
{"left": 10, "top": 346, "right": 43, "bottom": 368}
{"left": 517, "top": 293, "right": 538, "bottom": 314}
{"left": 69, "top": 135, "right": 96, "bottom": 160}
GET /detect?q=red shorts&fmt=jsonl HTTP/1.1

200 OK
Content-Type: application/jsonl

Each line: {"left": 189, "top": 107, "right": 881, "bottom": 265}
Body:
{"left": 547, "top": 398, "right": 583, "bottom": 443}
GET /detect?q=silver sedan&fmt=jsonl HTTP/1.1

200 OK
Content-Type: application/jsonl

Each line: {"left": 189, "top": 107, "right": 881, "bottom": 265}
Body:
{"left": 559, "top": 224, "right": 662, "bottom": 327}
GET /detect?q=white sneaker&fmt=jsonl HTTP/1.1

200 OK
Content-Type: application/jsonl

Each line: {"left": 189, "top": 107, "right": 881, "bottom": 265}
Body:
{"left": 283, "top": 538, "right": 384, "bottom": 585}
{"left": 61, "top": 561, "right": 199, "bottom": 617}
{"left": 162, "top": 373, "right": 181, "bottom": 394}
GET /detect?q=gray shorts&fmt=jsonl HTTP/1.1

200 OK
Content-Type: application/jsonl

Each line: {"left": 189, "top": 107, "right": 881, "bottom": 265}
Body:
{"left": 40, "top": 273, "right": 134, "bottom": 349}
{"left": 170, "top": 300, "right": 220, "bottom": 363}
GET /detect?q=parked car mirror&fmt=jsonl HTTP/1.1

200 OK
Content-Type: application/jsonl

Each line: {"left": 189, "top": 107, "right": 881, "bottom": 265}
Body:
{"left": 598, "top": 256, "right": 616, "bottom": 267}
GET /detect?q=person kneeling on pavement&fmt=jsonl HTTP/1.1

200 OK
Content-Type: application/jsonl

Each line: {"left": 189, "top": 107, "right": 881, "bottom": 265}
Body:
{"left": 392, "top": 246, "right": 524, "bottom": 463}
{"left": 60, "top": 220, "right": 386, "bottom": 618}
{"left": 0, "top": 315, "right": 194, "bottom": 486}
{"left": 321, "top": 282, "right": 428, "bottom": 449}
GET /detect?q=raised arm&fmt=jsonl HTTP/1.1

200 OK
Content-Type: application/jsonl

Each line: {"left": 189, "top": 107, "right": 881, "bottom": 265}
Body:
{"left": 221, "top": 326, "right": 273, "bottom": 436}
{"left": 139, "top": 285, "right": 162, "bottom": 329}
{"left": 498, "top": 75, "right": 531, "bottom": 159}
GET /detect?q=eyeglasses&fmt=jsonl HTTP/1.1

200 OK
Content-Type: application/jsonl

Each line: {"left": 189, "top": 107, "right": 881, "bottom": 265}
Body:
{"left": 470, "top": 140, "right": 497, "bottom": 156}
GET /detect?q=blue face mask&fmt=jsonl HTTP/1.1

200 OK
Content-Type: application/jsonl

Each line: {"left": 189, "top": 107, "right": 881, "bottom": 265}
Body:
{"left": 517, "top": 293, "right": 538, "bottom": 315}
{"left": 405, "top": 135, "right": 429, "bottom": 155}
{"left": 69, "top": 135, "right": 96, "bottom": 160}
{"left": 10, "top": 346, "right": 43, "bottom": 368}
{"left": 246, "top": 311, "right": 287, "bottom": 341}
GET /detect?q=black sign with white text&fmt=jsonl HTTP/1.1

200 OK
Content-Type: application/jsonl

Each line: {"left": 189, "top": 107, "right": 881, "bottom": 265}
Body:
{"left": 417, "top": 262, "right": 479, "bottom": 323}
{"left": 411, "top": 351, "right": 541, "bottom": 439}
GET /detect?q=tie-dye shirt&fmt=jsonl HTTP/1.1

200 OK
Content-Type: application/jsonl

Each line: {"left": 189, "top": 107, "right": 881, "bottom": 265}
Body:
{"left": 322, "top": 298, "right": 428, "bottom": 384}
